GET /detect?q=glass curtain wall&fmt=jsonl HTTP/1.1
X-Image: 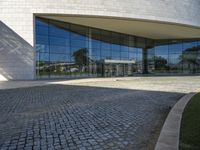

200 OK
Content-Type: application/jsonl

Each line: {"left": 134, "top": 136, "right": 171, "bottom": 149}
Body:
{"left": 154, "top": 40, "right": 200, "bottom": 74}
{"left": 36, "top": 17, "right": 146, "bottom": 78}
{"left": 36, "top": 17, "right": 200, "bottom": 78}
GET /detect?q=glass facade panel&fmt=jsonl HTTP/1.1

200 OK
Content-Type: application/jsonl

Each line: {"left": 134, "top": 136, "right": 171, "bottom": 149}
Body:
{"left": 35, "top": 17, "right": 200, "bottom": 78}
{"left": 168, "top": 42, "right": 183, "bottom": 73}
{"left": 154, "top": 42, "right": 169, "bottom": 73}
{"left": 182, "top": 41, "right": 200, "bottom": 73}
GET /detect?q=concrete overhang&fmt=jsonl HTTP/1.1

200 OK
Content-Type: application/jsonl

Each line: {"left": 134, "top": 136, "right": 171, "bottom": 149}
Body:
{"left": 37, "top": 15, "right": 200, "bottom": 40}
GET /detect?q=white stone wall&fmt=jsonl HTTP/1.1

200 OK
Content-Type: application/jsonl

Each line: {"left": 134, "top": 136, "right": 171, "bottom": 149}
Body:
{"left": 0, "top": 0, "right": 200, "bottom": 80}
{"left": 0, "top": 21, "right": 34, "bottom": 80}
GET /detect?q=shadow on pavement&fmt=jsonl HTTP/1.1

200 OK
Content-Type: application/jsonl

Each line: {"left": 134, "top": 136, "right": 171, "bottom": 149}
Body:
{"left": 0, "top": 84, "right": 184, "bottom": 150}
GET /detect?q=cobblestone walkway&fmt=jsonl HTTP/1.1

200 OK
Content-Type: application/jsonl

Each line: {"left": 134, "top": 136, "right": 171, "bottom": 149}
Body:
{"left": 0, "top": 85, "right": 184, "bottom": 150}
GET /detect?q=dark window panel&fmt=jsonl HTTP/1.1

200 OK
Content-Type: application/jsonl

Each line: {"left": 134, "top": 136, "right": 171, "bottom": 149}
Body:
{"left": 71, "top": 32, "right": 89, "bottom": 41}
{"left": 111, "top": 35, "right": 122, "bottom": 46}
{"left": 128, "top": 36, "right": 136, "bottom": 47}
{"left": 70, "top": 24, "right": 89, "bottom": 41}
{"left": 36, "top": 18, "right": 49, "bottom": 27}
{"left": 91, "top": 29, "right": 101, "bottom": 41}
{"left": 49, "top": 20, "right": 70, "bottom": 30}
{"left": 136, "top": 37, "right": 146, "bottom": 49}
{"left": 101, "top": 30, "right": 111, "bottom": 43}
{"left": 120, "top": 34, "right": 129, "bottom": 47}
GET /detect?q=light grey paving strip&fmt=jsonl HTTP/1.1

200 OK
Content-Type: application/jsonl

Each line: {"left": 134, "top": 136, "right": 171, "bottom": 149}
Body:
{"left": 155, "top": 92, "right": 196, "bottom": 150}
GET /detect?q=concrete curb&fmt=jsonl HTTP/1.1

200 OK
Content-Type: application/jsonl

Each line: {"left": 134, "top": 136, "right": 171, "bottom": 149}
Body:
{"left": 155, "top": 92, "right": 196, "bottom": 150}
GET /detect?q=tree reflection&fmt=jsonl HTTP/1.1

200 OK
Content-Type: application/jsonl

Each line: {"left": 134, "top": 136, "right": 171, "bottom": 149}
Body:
{"left": 72, "top": 48, "right": 90, "bottom": 65}
{"left": 154, "top": 56, "right": 168, "bottom": 70}
{"left": 180, "top": 46, "right": 200, "bottom": 73}
{"left": 72, "top": 48, "right": 93, "bottom": 75}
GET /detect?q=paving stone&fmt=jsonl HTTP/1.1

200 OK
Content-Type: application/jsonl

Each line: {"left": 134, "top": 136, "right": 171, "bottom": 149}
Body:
{"left": 0, "top": 84, "right": 184, "bottom": 149}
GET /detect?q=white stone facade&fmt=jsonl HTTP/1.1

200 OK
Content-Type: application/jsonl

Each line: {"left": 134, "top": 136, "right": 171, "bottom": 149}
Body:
{"left": 0, "top": 0, "right": 200, "bottom": 80}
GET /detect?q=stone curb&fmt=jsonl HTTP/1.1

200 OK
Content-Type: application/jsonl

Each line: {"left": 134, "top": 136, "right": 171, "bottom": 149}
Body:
{"left": 155, "top": 92, "right": 196, "bottom": 150}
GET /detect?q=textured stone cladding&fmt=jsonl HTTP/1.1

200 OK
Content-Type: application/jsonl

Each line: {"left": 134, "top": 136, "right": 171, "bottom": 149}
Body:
{"left": 0, "top": 21, "right": 34, "bottom": 80}
{"left": 0, "top": 0, "right": 200, "bottom": 80}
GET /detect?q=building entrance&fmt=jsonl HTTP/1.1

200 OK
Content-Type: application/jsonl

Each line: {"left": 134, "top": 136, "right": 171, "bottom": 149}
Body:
{"left": 102, "top": 60, "right": 136, "bottom": 77}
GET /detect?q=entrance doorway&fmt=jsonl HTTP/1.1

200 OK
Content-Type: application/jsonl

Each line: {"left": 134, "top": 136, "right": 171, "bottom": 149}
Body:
{"left": 102, "top": 59, "right": 136, "bottom": 77}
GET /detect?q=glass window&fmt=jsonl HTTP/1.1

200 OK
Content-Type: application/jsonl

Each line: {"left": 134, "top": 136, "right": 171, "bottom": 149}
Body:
{"left": 137, "top": 37, "right": 146, "bottom": 48}
{"left": 91, "top": 49, "right": 100, "bottom": 56}
{"left": 169, "top": 42, "right": 183, "bottom": 54}
{"left": 71, "top": 47, "right": 88, "bottom": 56}
{"left": 91, "top": 29, "right": 101, "bottom": 41}
{"left": 36, "top": 18, "right": 49, "bottom": 27}
{"left": 36, "top": 44, "right": 49, "bottom": 53}
{"left": 36, "top": 26, "right": 48, "bottom": 36}
{"left": 112, "top": 52, "right": 120, "bottom": 60}
{"left": 101, "top": 49, "right": 111, "bottom": 59}
{"left": 91, "top": 40, "right": 101, "bottom": 49}
{"left": 36, "top": 35, "right": 49, "bottom": 45}
{"left": 50, "top": 54, "right": 70, "bottom": 62}
{"left": 39, "top": 53, "right": 49, "bottom": 62}
{"left": 121, "top": 51, "right": 129, "bottom": 59}
{"left": 155, "top": 45, "right": 169, "bottom": 56}
{"left": 101, "top": 42, "right": 111, "bottom": 50}
{"left": 101, "top": 31, "right": 111, "bottom": 45}
{"left": 111, "top": 44, "right": 121, "bottom": 51}
{"left": 90, "top": 55, "right": 101, "bottom": 61}
{"left": 49, "top": 37, "right": 70, "bottom": 46}
{"left": 129, "top": 52, "right": 137, "bottom": 60}
{"left": 70, "top": 24, "right": 89, "bottom": 41}
{"left": 120, "top": 34, "right": 129, "bottom": 46}
{"left": 129, "top": 47, "right": 138, "bottom": 53}
{"left": 128, "top": 36, "right": 136, "bottom": 47}
{"left": 168, "top": 54, "right": 182, "bottom": 73}
{"left": 36, "top": 17, "right": 200, "bottom": 78}
{"left": 49, "top": 20, "right": 70, "bottom": 38}
{"left": 71, "top": 32, "right": 88, "bottom": 41}
{"left": 49, "top": 26, "right": 70, "bottom": 38}
{"left": 183, "top": 41, "right": 198, "bottom": 53}
{"left": 50, "top": 45, "right": 70, "bottom": 54}
{"left": 71, "top": 40, "right": 88, "bottom": 48}
{"left": 121, "top": 46, "right": 129, "bottom": 52}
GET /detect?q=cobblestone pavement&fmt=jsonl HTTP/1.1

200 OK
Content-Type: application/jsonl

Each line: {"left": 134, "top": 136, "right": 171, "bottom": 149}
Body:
{"left": 0, "top": 85, "right": 184, "bottom": 150}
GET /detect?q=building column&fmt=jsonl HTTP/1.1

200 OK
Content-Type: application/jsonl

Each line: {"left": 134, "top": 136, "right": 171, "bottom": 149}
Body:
{"left": 142, "top": 48, "right": 148, "bottom": 74}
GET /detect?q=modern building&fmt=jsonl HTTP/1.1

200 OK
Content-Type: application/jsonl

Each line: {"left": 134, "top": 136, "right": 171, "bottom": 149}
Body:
{"left": 0, "top": 0, "right": 200, "bottom": 80}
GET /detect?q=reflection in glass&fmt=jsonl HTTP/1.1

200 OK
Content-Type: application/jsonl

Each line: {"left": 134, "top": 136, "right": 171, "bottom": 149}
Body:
{"left": 35, "top": 17, "right": 200, "bottom": 78}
